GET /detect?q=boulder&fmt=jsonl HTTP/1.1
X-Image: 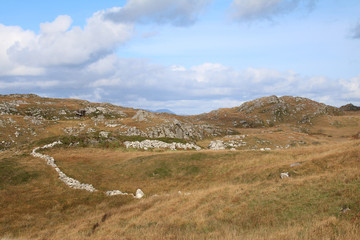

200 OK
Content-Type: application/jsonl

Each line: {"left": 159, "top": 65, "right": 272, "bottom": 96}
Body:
{"left": 135, "top": 189, "right": 145, "bottom": 199}
{"left": 209, "top": 140, "right": 226, "bottom": 150}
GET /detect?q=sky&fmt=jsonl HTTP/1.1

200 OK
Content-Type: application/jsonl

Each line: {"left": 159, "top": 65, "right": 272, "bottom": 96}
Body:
{"left": 0, "top": 0, "right": 359, "bottom": 115}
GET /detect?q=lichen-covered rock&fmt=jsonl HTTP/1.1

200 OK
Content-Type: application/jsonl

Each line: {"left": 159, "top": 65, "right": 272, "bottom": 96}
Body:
{"left": 132, "top": 110, "right": 155, "bottom": 122}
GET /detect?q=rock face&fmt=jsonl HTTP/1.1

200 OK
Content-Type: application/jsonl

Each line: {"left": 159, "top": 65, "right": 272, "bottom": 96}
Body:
{"left": 124, "top": 140, "right": 201, "bottom": 151}
{"left": 145, "top": 120, "right": 226, "bottom": 140}
{"left": 117, "top": 119, "right": 227, "bottom": 140}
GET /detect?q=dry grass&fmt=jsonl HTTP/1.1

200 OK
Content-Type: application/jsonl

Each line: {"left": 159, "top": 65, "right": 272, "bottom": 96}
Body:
{"left": 1, "top": 139, "right": 360, "bottom": 239}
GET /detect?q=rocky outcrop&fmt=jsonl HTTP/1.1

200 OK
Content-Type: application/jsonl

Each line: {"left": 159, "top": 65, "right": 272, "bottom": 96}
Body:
{"left": 234, "top": 95, "right": 341, "bottom": 126}
{"left": 208, "top": 139, "right": 247, "bottom": 150}
{"left": 340, "top": 104, "right": 360, "bottom": 111}
{"left": 146, "top": 120, "right": 226, "bottom": 140}
{"left": 85, "top": 106, "right": 127, "bottom": 117}
{"left": 117, "top": 119, "right": 227, "bottom": 140}
{"left": 124, "top": 140, "right": 201, "bottom": 151}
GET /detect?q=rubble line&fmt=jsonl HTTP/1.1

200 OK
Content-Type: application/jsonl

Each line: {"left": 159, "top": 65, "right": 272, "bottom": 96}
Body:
{"left": 31, "top": 141, "right": 144, "bottom": 198}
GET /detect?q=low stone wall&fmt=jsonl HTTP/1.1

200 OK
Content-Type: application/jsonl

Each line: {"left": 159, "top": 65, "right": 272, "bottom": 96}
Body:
{"left": 124, "top": 139, "right": 201, "bottom": 151}
{"left": 31, "top": 141, "right": 97, "bottom": 192}
{"left": 31, "top": 141, "right": 144, "bottom": 198}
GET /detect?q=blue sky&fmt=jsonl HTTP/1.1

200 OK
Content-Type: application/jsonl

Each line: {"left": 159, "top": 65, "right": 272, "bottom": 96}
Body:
{"left": 0, "top": 0, "right": 359, "bottom": 114}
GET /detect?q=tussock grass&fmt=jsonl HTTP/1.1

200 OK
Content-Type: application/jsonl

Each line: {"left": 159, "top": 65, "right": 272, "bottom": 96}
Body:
{"left": 1, "top": 140, "right": 360, "bottom": 239}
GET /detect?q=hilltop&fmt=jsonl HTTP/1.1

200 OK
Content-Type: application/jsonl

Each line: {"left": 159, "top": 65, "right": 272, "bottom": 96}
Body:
{"left": 1, "top": 94, "right": 360, "bottom": 239}
{"left": 0, "top": 94, "right": 357, "bottom": 151}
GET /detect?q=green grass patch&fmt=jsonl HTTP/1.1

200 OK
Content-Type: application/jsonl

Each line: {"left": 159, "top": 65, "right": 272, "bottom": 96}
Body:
{"left": 0, "top": 157, "right": 39, "bottom": 189}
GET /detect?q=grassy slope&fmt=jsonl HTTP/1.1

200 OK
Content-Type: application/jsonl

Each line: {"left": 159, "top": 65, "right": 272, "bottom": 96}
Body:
{"left": 1, "top": 140, "right": 360, "bottom": 239}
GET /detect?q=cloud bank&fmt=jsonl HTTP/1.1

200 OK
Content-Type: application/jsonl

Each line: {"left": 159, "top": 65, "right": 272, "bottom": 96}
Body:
{"left": 1, "top": 52, "right": 358, "bottom": 114}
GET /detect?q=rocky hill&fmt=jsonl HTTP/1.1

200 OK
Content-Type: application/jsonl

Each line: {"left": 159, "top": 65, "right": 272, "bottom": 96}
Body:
{"left": 0, "top": 94, "right": 353, "bottom": 151}
{"left": 0, "top": 94, "right": 229, "bottom": 150}
{"left": 1, "top": 94, "right": 360, "bottom": 240}
{"left": 195, "top": 95, "right": 342, "bottom": 128}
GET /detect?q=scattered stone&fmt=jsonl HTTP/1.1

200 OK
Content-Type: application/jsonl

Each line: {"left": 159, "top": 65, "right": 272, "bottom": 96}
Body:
{"left": 340, "top": 207, "right": 351, "bottom": 213}
{"left": 260, "top": 148, "right": 271, "bottom": 151}
{"left": 99, "top": 131, "right": 110, "bottom": 138}
{"left": 105, "top": 123, "right": 120, "bottom": 128}
{"left": 209, "top": 140, "right": 226, "bottom": 150}
{"left": 290, "top": 162, "right": 301, "bottom": 167}
{"left": 87, "top": 128, "right": 96, "bottom": 133}
{"left": 59, "top": 110, "right": 67, "bottom": 115}
{"left": 280, "top": 172, "right": 289, "bottom": 179}
{"left": 178, "top": 191, "right": 191, "bottom": 196}
{"left": 105, "top": 190, "right": 129, "bottom": 196}
{"left": 63, "top": 127, "right": 81, "bottom": 136}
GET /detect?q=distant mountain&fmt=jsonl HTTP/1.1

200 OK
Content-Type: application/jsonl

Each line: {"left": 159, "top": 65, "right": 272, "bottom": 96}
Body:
{"left": 151, "top": 109, "right": 176, "bottom": 114}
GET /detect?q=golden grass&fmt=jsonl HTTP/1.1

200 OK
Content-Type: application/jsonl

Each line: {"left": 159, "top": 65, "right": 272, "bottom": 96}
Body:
{"left": 1, "top": 139, "right": 360, "bottom": 239}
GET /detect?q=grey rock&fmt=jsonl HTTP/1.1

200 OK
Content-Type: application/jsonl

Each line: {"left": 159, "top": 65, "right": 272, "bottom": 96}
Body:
{"left": 209, "top": 140, "right": 226, "bottom": 150}
{"left": 132, "top": 110, "right": 154, "bottom": 122}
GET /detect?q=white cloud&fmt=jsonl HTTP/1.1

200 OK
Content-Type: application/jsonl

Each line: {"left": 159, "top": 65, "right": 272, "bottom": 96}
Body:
{"left": 0, "top": 24, "right": 45, "bottom": 76}
{"left": 40, "top": 15, "right": 73, "bottom": 34}
{"left": 86, "top": 54, "right": 119, "bottom": 75}
{"left": 6, "top": 8, "right": 133, "bottom": 68}
{"left": 230, "top": 0, "right": 317, "bottom": 22}
{"left": 170, "top": 65, "right": 186, "bottom": 72}
{"left": 340, "top": 76, "right": 360, "bottom": 99}
{"left": 104, "top": 0, "right": 211, "bottom": 26}
{"left": 191, "top": 63, "right": 233, "bottom": 82}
